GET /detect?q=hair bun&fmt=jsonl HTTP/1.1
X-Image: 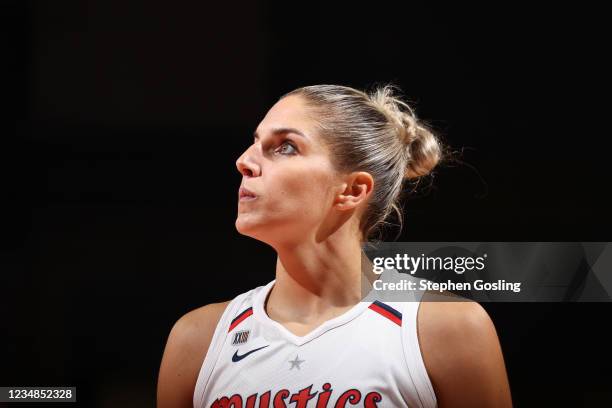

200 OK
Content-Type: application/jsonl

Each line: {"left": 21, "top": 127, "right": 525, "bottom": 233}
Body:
{"left": 402, "top": 119, "right": 441, "bottom": 180}
{"left": 369, "top": 85, "right": 442, "bottom": 180}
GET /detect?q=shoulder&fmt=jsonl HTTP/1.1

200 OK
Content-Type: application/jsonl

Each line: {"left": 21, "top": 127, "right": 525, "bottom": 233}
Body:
{"left": 157, "top": 301, "right": 232, "bottom": 408}
{"left": 418, "top": 296, "right": 496, "bottom": 343}
{"left": 417, "top": 298, "right": 513, "bottom": 407}
{"left": 170, "top": 301, "right": 232, "bottom": 347}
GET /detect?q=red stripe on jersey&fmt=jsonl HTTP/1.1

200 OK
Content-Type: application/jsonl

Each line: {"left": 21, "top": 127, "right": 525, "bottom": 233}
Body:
{"left": 368, "top": 303, "right": 402, "bottom": 326}
{"left": 228, "top": 308, "right": 253, "bottom": 332}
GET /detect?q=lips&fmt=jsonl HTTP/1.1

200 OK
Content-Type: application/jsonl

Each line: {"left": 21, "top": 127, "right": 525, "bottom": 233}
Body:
{"left": 239, "top": 186, "right": 257, "bottom": 199}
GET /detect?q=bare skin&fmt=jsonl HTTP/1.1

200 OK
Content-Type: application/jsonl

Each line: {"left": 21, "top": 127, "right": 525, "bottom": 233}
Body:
{"left": 419, "top": 300, "right": 513, "bottom": 407}
{"left": 157, "top": 95, "right": 513, "bottom": 407}
{"left": 157, "top": 301, "right": 230, "bottom": 408}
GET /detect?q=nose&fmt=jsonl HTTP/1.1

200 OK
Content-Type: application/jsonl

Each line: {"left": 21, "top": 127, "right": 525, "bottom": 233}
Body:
{"left": 236, "top": 145, "right": 261, "bottom": 177}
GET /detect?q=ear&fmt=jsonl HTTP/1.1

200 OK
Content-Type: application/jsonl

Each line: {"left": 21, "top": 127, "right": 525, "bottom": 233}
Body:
{"left": 334, "top": 171, "right": 374, "bottom": 211}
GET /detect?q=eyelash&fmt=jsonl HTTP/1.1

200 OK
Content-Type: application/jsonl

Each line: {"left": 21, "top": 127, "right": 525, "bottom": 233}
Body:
{"left": 275, "top": 140, "right": 298, "bottom": 155}
{"left": 251, "top": 137, "right": 299, "bottom": 156}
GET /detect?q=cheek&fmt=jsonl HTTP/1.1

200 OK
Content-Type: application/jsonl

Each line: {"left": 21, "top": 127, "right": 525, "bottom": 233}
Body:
{"left": 270, "top": 166, "right": 335, "bottom": 214}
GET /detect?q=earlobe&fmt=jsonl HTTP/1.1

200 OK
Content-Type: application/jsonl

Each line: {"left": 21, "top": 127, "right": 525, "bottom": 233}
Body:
{"left": 334, "top": 190, "right": 363, "bottom": 211}
{"left": 334, "top": 194, "right": 352, "bottom": 210}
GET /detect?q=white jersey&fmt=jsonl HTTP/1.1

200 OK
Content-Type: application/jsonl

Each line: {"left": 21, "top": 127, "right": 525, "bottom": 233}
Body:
{"left": 193, "top": 269, "right": 437, "bottom": 408}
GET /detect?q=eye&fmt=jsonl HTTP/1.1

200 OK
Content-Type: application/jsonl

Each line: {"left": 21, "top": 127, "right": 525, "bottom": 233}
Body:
{"left": 275, "top": 140, "right": 298, "bottom": 155}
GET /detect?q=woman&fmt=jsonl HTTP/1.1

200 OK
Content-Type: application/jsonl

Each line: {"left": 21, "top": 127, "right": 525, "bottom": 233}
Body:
{"left": 157, "top": 84, "right": 512, "bottom": 407}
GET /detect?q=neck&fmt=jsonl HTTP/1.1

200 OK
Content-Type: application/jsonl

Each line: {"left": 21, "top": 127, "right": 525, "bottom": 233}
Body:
{"left": 266, "top": 230, "right": 378, "bottom": 325}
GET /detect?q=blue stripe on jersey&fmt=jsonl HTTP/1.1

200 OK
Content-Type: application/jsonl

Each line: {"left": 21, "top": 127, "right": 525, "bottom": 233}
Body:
{"left": 231, "top": 307, "right": 253, "bottom": 325}
{"left": 372, "top": 300, "right": 403, "bottom": 321}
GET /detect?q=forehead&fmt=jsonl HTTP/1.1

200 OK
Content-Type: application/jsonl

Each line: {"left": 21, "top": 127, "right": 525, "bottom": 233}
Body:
{"left": 257, "top": 95, "right": 318, "bottom": 135}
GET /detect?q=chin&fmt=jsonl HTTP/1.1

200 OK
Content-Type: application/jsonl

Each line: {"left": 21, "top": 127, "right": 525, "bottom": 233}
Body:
{"left": 235, "top": 217, "right": 263, "bottom": 239}
{"left": 235, "top": 218, "right": 251, "bottom": 235}
{"left": 234, "top": 220, "right": 278, "bottom": 248}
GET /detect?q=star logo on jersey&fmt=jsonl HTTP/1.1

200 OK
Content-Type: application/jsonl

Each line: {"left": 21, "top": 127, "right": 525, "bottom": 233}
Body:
{"left": 289, "top": 355, "right": 305, "bottom": 370}
{"left": 231, "top": 345, "right": 269, "bottom": 362}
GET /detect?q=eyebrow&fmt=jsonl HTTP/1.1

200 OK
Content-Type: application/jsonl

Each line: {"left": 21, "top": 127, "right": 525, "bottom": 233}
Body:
{"left": 253, "top": 127, "right": 308, "bottom": 141}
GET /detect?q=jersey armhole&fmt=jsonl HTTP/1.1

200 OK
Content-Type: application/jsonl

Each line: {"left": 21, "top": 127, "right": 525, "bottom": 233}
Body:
{"left": 192, "top": 290, "right": 252, "bottom": 408}
{"left": 400, "top": 300, "right": 438, "bottom": 408}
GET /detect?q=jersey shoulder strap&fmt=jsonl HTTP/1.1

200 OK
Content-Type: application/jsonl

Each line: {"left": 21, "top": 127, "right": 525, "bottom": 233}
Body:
{"left": 400, "top": 298, "right": 438, "bottom": 408}
{"left": 192, "top": 283, "right": 266, "bottom": 408}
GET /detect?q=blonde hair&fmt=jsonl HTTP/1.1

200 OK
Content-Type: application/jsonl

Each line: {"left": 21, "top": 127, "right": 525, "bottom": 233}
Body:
{"left": 282, "top": 83, "right": 448, "bottom": 242}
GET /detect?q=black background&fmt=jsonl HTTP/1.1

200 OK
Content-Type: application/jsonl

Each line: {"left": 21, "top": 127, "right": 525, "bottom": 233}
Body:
{"left": 2, "top": 1, "right": 609, "bottom": 407}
